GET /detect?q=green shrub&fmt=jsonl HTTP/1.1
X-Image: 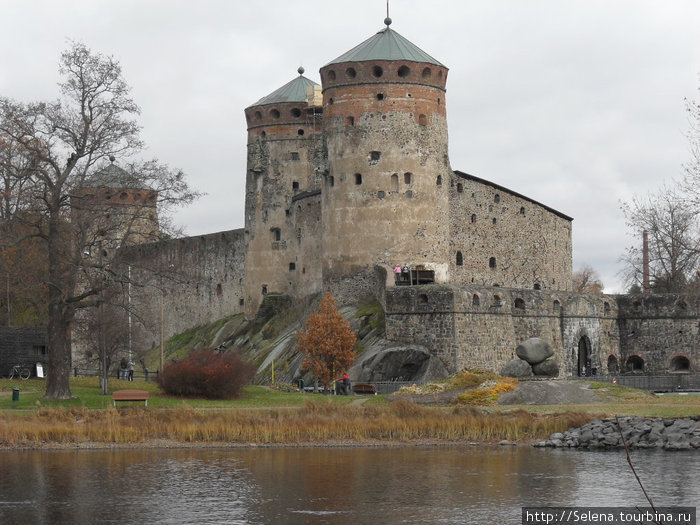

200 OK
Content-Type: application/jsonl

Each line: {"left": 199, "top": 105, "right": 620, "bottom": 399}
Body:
{"left": 158, "top": 349, "right": 255, "bottom": 399}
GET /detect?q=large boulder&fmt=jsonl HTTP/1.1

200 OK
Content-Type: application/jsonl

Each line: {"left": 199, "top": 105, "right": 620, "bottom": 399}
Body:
{"left": 532, "top": 357, "right": 559, "bottom": 377}
{"left": 352, "top": 345, "right": 448, "bottom": 383}
{"left": 515, "top": 337, "right": 553, "bottom": 365}
{"left": 500, "top": 358, "right": 533, "bottom": 378}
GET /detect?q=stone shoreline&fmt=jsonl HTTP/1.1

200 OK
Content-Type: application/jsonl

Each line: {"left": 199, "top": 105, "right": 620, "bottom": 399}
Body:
{"left": 534, "top": 416, "right": 700, "bottom": 450}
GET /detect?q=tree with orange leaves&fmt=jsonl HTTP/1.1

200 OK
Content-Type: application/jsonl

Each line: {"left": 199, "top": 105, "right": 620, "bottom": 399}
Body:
{"left": 297, "top": 292, "right": 357, "bottom": 390}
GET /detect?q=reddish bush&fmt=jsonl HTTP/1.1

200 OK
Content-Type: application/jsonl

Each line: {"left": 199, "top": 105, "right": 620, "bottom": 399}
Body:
{"left": 158, "top": 349, "right": 255, "bottom": 399}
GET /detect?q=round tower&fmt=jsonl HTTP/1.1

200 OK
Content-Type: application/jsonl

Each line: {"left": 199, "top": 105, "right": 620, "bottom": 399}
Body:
{"left": 319, "top": 18, "right": 452, "bottom": 283}
{"left": 243, "top": 69, "right": 323, "bottom": 317}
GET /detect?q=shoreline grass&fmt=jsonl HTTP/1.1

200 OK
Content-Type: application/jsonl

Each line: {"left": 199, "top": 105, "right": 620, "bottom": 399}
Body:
{"left": 0, "top": 400, "right": 593, "bottom": 448}
{"left": 1, "top": 377, "right": 697, "bottom": 448}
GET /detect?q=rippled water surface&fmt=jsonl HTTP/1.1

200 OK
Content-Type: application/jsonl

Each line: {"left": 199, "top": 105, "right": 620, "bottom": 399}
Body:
{"left": 0, "top": 446, "right": 697, "bottom": 524}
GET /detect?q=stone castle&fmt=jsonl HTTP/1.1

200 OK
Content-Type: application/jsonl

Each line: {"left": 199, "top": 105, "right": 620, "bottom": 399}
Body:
{"left": 93, "top": 18, "right": 696, "bottom": 379}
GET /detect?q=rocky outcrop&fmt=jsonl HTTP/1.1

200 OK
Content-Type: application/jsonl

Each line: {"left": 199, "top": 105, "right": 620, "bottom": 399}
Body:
{"left": 534, "top": 417, "right": 700, "bottom": 450}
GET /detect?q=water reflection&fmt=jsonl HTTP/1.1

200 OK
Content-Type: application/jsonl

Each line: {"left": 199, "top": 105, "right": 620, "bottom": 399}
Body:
{"left": 0, "top": 447, "right": 697, "bottom": 524}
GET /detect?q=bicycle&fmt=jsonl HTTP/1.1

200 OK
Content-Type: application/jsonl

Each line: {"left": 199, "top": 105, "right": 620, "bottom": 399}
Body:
{"left": 8, "top": 364, "right": 31, "bottom": 380}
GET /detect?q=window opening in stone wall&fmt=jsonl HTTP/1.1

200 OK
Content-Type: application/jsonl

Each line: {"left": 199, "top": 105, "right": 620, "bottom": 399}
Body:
{"left": 216, "top": 284, "right": 222, "bottom": 296}
{"left": 290, "top": 152, "right": 299, "bottom": 160}
{"left": 471, "top": 214, "right": 476, "bottom": 223}
{"left": 270, "top": 109, "right": 280, "bottom": 119}
{"left": 494, "top": 194, "right": 500, "bottom": 203}
{"left": 297, "top": 129, "right": 304, "bottom": 136}
{"left": 372, "top": 65, "right": 383, "bottom": 78}
{"left": 533, "top": 283, "right": 541, "bottom": 290}
{"left": 329, "top": 176, "right": 335, "bottom": 187}
{"left": 670, "top": 355, "right": 690, "bottom": 372}
{"left": 553, "top": 300, "right": 560, "bottom": 311}
{"left": 514, "top": 298, "right": 525, "bottom": 310}
{"left": 492, "top": 218, "right": 497, "bottom": 224}
{"left": 376, "top": 93, "right": 385, "bottom": 101}
{"left": 492, "top": 295, "right": 503, "bottom": 307}
{"left": 607, "top": 355, "right": 619, "bottom": 375}
{"left": 346, "top": 67, "right": 356, "bottom": 78}
{"left": 422, "top": 67, "right": 432, "bottom": 79}
{"left": 378, "top": 190, "right": 385, "bottom": 199}
{"left": 345, "top": 116, "right": 354, "bottom": 126}
{"left": 255, "top": 111, "right": 262, "bottom": 120}
{"left": 520, "top": 207, "right": 525, "bottom": 215}
{"left": 328, "top": 98, "right": 334, "bottom": 105}
{"left": 455, "top": 251, "right": 463, "bottom": 266}
{"left": 370, "top": 151, "right": 381, "bottom": 161}
{"left": 626, "top": 355, "right": 644, "bottom": 372}
{"left": 489, "top": 257, "right": 496, "bottom": 269}
{"left": 418, "top": 114, "right": 427, "bottom": 126}
{"left": 292, "top": 181, "right": 299, "bottom": 190}
{"left": 457, "top": 183, "right": 463, "bottom": 193}
{"left": 472, "top": 294, "right": 480, "bottom": 306}
{"left": 398, "top": 65, "right": 410, "bottom": 78}
{"left": 604, "top": 302, "right": 611, "bottom": 314}
{"left": 271, "top": 228, "right": 281, "bottom": 241}
{"left": 405, "top": 190, "right": 413, "bottom": 198}
{"left": 436, "top": 175, "right": 442, "bottom": 185}
{"left": 289, "top": 262, "right": 296, "bottom": 271}
{"left": 355, "top": 173, "right": 362, "bottom": 185}
{"left": 239, "top": 298, "right": 244, "bottom": 306}
{"left": 262, "top": 285, "right": 268, "bottom": 295}
{"left": 391, "top": 174, "right": 398, "bottom": 192}
{"left": 419, "top": 293, "right": 428, "bottom": 303}
{"left": 285, "top": 209, "right": 290, "bottom": 216}
{"left": 328, "top": 70, "right": 336, "bottom": 81}
{"left": 291, "top": 108, "right": 301, "bottom": 117}
{"left": 404, "top": 172, "right": 412, "bottom": 184}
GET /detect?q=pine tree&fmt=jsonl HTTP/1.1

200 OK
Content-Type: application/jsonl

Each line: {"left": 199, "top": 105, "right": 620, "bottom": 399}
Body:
{"left": 297, "top": 292, "right": 357, "bottom": 389}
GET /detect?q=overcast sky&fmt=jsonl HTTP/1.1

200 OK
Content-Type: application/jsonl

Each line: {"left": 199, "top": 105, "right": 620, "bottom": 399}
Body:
{"left": 1, "top": 1, "right": 699, "bottom": 292}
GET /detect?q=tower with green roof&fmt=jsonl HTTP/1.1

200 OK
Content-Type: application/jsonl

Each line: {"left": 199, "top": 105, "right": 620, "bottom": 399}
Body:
{"left": 319, "top": 17, "right": 452, "bottom": 284}
{"left": 243, "top": 68, "right": 324, "bottom": 316}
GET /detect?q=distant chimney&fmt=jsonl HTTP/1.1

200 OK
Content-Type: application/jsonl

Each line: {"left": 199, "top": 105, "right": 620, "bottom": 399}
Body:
{"left": 642, "top": 230, "right": 650, "bottom": 294}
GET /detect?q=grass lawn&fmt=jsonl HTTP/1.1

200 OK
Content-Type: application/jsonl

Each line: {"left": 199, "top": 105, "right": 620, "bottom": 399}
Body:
{"left": 0, "top": 377, "right": 359, "bottom": 410}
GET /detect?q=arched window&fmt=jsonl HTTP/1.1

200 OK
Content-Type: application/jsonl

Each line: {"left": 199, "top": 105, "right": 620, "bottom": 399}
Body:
{"left": 626, "top": 355, "right": 645, "bottom": 372}
{"left": 436, "top": 175, "right": 442, "bottom": 186}
{"left": 670, "top": 355, "right": 690, "bottom": 372}
{"left": 472, "top": 294, "right": 480, "bottom": 306}
{"left": 391, "top": 174, "right": 398, "bottom": 192}
{"left": 456, "top": 251, "right": 463, "bottom": 266}
{"left": 607, "top": 355, "right": 619, "bottom": 375}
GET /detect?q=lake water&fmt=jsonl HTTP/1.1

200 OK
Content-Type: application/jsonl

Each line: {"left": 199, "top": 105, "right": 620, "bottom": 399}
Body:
{"left": 0, "top": 446, "right": 697, "bottom": 524}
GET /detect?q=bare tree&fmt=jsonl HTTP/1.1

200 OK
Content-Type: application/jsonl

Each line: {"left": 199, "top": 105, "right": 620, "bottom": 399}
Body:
{"left": 620, "top": 186, "right": 700, "bottom": 293}
{"left": 0, "top": 42, "right": 199, "bottom": 399}
{"left": 572, "top": 264, "right": 604, "bottom": 293}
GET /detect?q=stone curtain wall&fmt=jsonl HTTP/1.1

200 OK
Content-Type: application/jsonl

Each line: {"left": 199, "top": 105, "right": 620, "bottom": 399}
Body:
{"left": 386, "top": 285, "right": 622, "bottom": 375}
{"left": 617, "top": 294, "right": 699, "bottom": 374}
{"left": 448, "top": 172, "right": 573, "bottom": 292}
{"left": 125, "top": 229, "right": 245, "bottom": 349}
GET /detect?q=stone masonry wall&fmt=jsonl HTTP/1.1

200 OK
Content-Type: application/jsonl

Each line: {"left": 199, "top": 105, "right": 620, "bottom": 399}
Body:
{"left": 124, "top": 229, "right": 245, "bottom": 351}
{"left": 616, "top": 294, "right": 699, "bottom": 374}
{"left": 449, "top": 172, "right": 573, "bottom": 291}
{"left": 386, "top": 284, "right": 622, "bottom": 375}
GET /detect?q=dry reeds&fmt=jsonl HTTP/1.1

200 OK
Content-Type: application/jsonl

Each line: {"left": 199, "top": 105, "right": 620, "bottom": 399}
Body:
{"left": 0, "top": 401, "right": 594, "bottom": 447}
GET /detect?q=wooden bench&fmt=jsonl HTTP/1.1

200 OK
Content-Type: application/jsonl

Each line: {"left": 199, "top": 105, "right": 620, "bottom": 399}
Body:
{"left": 352, "top": 383, "right": 377, "bottom": 395}
{"left": 112, "top": 389, "right": 150, "bottom": 407}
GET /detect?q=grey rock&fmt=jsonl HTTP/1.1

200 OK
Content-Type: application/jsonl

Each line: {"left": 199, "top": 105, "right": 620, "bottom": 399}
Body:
{"left": 500, "top": 358, "right": 533, "bottom": 378}
{"left": 515, "top": 337, "right": 553, "bottom": 365}
{"left": 532, "top": 358, "right": 559, "bottom": 377}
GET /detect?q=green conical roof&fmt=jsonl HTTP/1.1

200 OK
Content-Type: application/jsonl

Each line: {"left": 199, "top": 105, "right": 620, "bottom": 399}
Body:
{"left": 89, "top": 161, "right": 151, "bottom": 190}
{"left": 326, "top": 26, "right": 444, "bottom": 67}
{"left": 249, "top": 73, "right": 319, "bottom": 108}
